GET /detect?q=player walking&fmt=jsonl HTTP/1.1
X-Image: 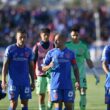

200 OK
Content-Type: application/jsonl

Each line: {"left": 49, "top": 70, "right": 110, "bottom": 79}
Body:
{"left": 42, "top": 33, "right": 80, "bottom": 110}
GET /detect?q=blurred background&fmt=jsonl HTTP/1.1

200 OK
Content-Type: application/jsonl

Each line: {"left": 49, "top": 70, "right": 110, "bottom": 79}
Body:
{"left": 0, "top": 0, "right": 110, "bottom": 71}
{"left": 0, "top": 1, "right": 109, "bottom": 109}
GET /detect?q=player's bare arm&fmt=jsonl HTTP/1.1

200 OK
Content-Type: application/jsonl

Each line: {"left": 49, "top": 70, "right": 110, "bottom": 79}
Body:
{"left": 86, "top": 59, "right": 94, "bottom": 68}
{"left": 86, "top": 58, "right": 100, "bottom": 84}
{"left": 1, "top": 57, "right": 9, "bottom": 90}
{"left": 72, "top": 64, "right": 80, "bottom": 89}
{"left": 42, "top": 61, "right": 53, "bottom": 72}
{"left": 29, "top": 61, "right": 35, "bottom": 91}
{"left": 102, "top": 60, "right": 109, "bottom": 74}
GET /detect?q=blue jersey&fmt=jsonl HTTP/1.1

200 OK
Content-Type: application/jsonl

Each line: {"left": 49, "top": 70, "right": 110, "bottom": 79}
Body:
{"left": 5, "top": 44, "right": 33, "bottom": 86}
{"left": 43, "top": 47, "right": 76, "bottom": 89}
{"left": 101, "top": 45, "right": 110, "bottom": 88}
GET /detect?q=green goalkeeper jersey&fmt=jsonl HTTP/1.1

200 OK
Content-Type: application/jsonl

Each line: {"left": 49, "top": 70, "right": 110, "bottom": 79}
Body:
{"left": 65, "top": 41, "right": 90, "bottom": 79}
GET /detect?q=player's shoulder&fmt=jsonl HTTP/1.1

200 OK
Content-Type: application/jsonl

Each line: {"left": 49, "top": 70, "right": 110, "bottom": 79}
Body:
{"left": 24, "top": 46, "right": 33, "bottom": 53}
{"left": 104, "top": 45, "right": 110, "bottom": 51}
{"left": 7, "top": 44, "right": 15, "bottom": 49}
{"left": 65, "top": 41, "right": 72, "bottom": 44}
{"left": 33, "top": 42, "right": 40, "bottom": 48}
{"left": 48, "top": 48, "right": 56, "bottom": 53}
{"left": 105, "top": 44, "right": 110, "bottom": 48}
{"left": 65, "top": 48, "right": 76, "bottom": 58}
{"left": 25, "top": 46, "right": 31, "bottom": 50}
{"left": 66, "top": 47, "right": 75, "bottom": 54}
{"left": 80, "top": 41, "right": 88, "bottom": 48}
{"left": 45, "top": 48, "right": 55, "bottom": 56}
{"left": 65, "top": 41, "right": 72, "bottom": 45}
{"left": 6, "top": 44, "right": 16, "bottom": 51}
{"left": 80, "top": 41, "right": 86, "bottom": 46}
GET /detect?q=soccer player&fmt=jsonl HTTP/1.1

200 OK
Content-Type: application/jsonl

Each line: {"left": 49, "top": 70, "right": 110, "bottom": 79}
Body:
{"left": 65, "top": 26, "right": 100, "bottom": 110}
{"left": 42, "top": 33, "right": 80, "bottom": 110}
{"left": 33, "top": 28, "right": 54, "bottom": 110}
{"left": 1, "top": 28, "right": 35, "bottom": 110}
{"left": 101, "top": 45, "right": 110, "bottom": 110}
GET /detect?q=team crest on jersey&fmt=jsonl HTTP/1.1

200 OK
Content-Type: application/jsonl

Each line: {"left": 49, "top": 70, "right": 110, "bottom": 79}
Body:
{"left": 24, "top": 52, "right": 29, "bottom": 58}
{"left": 68, "top": 91, "right": 73, "bottom": 97}
{"left": 65, "top": 52, "right": 70, "bottom": 59}
{"left": 25, "top": 87, "right": 30, "bottom": 93}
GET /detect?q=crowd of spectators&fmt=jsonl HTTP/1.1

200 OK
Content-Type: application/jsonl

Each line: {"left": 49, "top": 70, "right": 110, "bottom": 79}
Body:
{"left": 0, "top": 4, "right": 110, "bottom": 47}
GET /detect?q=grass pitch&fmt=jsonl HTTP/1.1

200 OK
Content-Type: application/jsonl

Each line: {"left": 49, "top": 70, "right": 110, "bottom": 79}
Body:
{"left": 0, "top": 74, "right": 106, "bottom": 110}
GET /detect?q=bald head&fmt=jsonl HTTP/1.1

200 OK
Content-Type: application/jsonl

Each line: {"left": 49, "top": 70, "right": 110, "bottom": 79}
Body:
{"left": 54, "top": 33, "right": 67, "bottom": 48}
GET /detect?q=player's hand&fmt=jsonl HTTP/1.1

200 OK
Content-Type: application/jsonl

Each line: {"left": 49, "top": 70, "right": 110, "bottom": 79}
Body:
{"left": 31, "top": 83, "right": 35, "bottom": 91}
{"left": 1, "top": 81, "right": 7, "bottom": 91}
{"left": 75, "top": 82, "right": 80, "bottom": 90}
{"left": 94, "top": 74, "right": 100, "bottom": 85}
{"left": 49, "top": 61, "right": 54, "bottom": 68}
{"left": 45, "top": 69, "right": 51, "bottom": 79}
{"left": 92, "top": 68, "right": 100, "bottom": 85}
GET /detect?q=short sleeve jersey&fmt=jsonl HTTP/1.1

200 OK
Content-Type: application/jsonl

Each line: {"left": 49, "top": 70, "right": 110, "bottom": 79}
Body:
{"left": 43, "top": 47, "right": 76, "bottom": 90}
{"left": 101, "top": 45, "right": 110, "bottom": 88}
{"left": 5, "top": 44, "right": 33, "bottom": 86}
{"left": 65, "top": 41, "right": 90, "bottom": 78}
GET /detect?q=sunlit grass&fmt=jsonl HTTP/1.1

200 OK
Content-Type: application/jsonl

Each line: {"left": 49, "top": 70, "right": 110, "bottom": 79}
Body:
{"left": 0, "top": 75, "right": 106, "bottom": 110}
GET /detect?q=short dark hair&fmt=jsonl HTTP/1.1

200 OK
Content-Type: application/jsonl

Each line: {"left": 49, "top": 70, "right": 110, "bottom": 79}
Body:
{"left": 40, "top": 28, "right": 50, "bottom": 34}
{"left": 17, "top": 28, "right": 27, "bottom": 34}
{"left": 71, "top": 25, "right": 80, "bottom": 33}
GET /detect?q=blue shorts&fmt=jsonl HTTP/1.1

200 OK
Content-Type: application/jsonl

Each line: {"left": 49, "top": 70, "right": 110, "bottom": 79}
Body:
{"left": 105, "top": 88, "right": 110, "bottom": 104}
{"left": 8, "top": 85, "right": 32, "bottom": 100}
{"left": 50, "top": 89, "right": 74, "bottom": 102}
